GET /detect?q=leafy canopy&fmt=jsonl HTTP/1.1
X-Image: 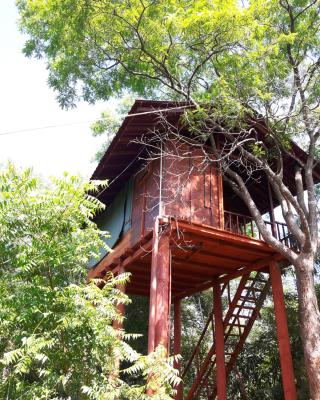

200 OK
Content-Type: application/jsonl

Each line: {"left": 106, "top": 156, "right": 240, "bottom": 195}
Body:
{"left": 17, "top": 0, "right": 320, "bottom": 145}
{"left": 17, "top": 0, "right": 247, "bottom": 107}
{"left": 0, "top": 164, "right": 179, "bottom": 399}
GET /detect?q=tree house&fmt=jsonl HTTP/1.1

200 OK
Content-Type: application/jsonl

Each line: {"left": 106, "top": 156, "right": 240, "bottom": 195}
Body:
{"left": 88, "top": 100, "right": 319, "bottom": 399}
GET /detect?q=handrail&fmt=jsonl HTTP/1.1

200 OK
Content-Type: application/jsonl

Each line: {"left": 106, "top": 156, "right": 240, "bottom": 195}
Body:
{"left": 223, "top": 210, "right": 297, "bottom": 250}
{"left": 182, "top": 282, "right": 229, "bottom": 379}
{"left": 181, "top": 309, "right": 213, "bottom": 379}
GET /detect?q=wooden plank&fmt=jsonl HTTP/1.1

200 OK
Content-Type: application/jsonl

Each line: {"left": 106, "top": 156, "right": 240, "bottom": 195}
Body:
{"left": 173, "top": 260, "right": 230, "bottom": 275}
{"left": 218, "top": 254, "right": 283, "bottom": 284}
{"left": 169, "top": 219, "right": 275, "bottom": 251}
{"left": 270, "top": 262, "right": 297, "bottom": 400}
{"left": 130, "top": 272, "right": 195, "bottom": 290}
{"left": 87, "top": 230, "right": 133, "bottom": 280}
{"left": 213, "top": 279, "right": 227, "bottom": 400}
{"left": 174, "top": 280, "right": 214, "bottom": 300}
{"left": 174, "top": 300, "right": 183, "bottom": 400}
{"left": 154, "top": 233, "right": 171, "bottom": 351}
{"left": 126, "top": 288, "right": 149, "bottom": 296}
{"left": 183, "top": 235, "right": 273, "bottom": 258}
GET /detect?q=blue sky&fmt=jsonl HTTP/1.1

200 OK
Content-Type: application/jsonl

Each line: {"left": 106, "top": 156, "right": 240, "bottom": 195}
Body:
{"left": 0, "top": 1, "right": 112, "bottom": 178}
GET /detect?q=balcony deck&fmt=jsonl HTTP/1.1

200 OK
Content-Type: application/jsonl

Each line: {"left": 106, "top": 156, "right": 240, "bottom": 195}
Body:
{"left": 88, "top": 213, "right": 291, "bottom": 299}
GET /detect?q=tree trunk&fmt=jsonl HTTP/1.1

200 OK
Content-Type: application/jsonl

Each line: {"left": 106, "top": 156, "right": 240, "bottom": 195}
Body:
{"left": 295, "top": 256, "right": 320, "bottom": 400}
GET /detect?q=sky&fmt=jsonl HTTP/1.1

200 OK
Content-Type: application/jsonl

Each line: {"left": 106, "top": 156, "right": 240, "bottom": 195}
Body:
{"left": 0, "top": 1, "right": 112, "bottom": 178}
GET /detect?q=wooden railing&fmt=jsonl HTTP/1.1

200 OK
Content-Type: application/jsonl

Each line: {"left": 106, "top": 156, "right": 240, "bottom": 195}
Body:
{"left": 223, "top": 210, "right": 297, "bottom": 250}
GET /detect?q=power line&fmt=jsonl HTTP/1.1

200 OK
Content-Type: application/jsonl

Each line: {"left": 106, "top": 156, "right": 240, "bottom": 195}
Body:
{"left": 0, "top": 105, "right": 193, "bottom": 137}
{"left": 0, "top": 120, "right": 92, "bottom": 137}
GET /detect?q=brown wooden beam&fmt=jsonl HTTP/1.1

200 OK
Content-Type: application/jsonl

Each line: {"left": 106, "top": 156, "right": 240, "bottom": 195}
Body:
{"left": 213, "top": 279, "right": 227, "bottom": 400}
{"left": 174, "top": 300, "right": 183, "bottom": 400}
{"left": 270, "top": 262, "right": 297, "bottom": 400}
{"left": 173, "top": 259, "right": 230, "bottom": 275}
{"left": 174, "top": 280, "right": 214, "bottom": 300}
{"left": 155, "top": 233, "right": 172, "bottom": 351}
{"left": 218, "top": 254, "right": 282, "bottom": 284}
{"left": 148, "top": 222, "right": 159, "bottom": 354}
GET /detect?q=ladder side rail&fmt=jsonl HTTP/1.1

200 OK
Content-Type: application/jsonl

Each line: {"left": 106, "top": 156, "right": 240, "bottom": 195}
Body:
{"left": 182, "top": 282, "right": 229, "bottom": 379}
{"left": 211, "top": 279, "right": 271, "bottom": 399}
{"left": 210, "top": 279, "right": 270, "bottom": 399}
{"left": 226, "top": 279, "right": 270, "bottom": 374}
{"left": 182, "top": 308, "right": 214, "bottom": 378}
{"left": 184, "top": 274, "right": 251, "bottom": 399}
{"left": 185, "top": 272, "right": 270, "bottom": 400}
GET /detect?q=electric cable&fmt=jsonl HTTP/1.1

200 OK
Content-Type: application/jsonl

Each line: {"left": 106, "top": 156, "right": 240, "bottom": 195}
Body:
{"left": 0, "top": 105, "right": 193, "bottom": 137}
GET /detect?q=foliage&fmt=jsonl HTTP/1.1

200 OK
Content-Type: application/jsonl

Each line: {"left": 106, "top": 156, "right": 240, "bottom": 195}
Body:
{"left": 16, "top": 0, "right": 246, "bottom": 108}
{"left": 16, "top": 0, "right": 319, "bottom": 125}
{"left": 0, "top": 164, "right": 180, "bottom": 399}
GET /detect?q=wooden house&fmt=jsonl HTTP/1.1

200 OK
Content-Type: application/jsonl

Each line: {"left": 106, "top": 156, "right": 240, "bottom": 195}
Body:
{"left": 88, "top": 100, "right": 319, "bottom": 400}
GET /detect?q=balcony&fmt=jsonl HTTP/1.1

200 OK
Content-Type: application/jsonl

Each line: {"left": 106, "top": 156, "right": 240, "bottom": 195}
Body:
{"left": 223, "top": 211, "right": 297, "bottom": 250}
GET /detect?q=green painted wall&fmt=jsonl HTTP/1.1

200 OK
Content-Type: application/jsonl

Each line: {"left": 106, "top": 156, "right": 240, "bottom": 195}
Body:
{"left": 88, "top": 178, "right": 134, "bottom": 268}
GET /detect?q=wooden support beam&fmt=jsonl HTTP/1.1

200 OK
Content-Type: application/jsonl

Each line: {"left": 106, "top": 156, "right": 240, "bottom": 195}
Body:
{"left": 213, "top": 279, "right": 227, "bottom": 400}
{"left": 155, "top": 233, "right": 172, "bottom": 351}
{"left": 270, "top": 262, "right": 297, "bottom": 400}
{"left": 174, "top": 279, "right": 214, "bottom": 300}
{"left": 173, "top": 260, "right": 231, "bottom": 275}
{"left": 148, "top": 220, "right": 159, "bottom": 354}
{"left": 169, "top": 219, "right": 275, "bottom": 251}
{"left": 127, "top": 288, "right": 149, "bottom": 296}
{"left": 218, "top": 254, "right": 282, "bottom": 284}
{"left": 174, "top": 300, "right": 183, "bottom": 400}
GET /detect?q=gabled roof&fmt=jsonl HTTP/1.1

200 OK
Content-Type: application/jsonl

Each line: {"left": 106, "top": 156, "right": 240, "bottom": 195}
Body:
{"left": 92, "top": 99, "right": 320, "bottom": 213}
{"left": 91, "top": 100, "right": 191, "bottom": 205}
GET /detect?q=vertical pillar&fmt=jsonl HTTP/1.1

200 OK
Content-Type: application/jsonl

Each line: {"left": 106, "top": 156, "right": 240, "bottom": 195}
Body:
{"left": 270, "top": 261, "right": 297, "bottom": 400}
{"left": 148, "top": 219, "right": 160, "bottom": 354}
{"left": 213, "top": 279, "right": 227, "bottom": 400}
{"left": 155, "top": 232, "right": 171, "bottom": 350}
{"left": 148, "top": 219, "right": 172, "bottom": 353}
{"left": 174, "top": 300, "right": 183, "bottom": 400}
{"left": 147, "top": 220, "right": 172, "bottom": 396}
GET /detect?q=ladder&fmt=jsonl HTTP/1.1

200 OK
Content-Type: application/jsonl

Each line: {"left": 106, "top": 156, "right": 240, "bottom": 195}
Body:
{"left": 182, "top": 271, "right": 270, "bottom": 399}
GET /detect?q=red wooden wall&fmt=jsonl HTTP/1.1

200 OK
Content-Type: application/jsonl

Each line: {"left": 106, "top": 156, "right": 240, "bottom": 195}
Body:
{"left": 162, "top": 142, "right": 223, "bottom": 228}
{"left": 130, "top": 160, "right": 160, "bottom": 246}
{"left": 130, "top": 141, "right": 223, "bottom": 247}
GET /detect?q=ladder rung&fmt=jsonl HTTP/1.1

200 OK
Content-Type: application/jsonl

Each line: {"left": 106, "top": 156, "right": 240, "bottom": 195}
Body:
{"left": 227, "top": 322, "right": 247, "bottom": 328}
{"left": 247, "top": 278, "right": 267, "bottom": 284}
{"left": 231, "top": 313, "right": 250, "bottom": 319}
{"left": 239, "top": 296, "right": 257, "bottom": 302}
{"left": 244, "top": 287, "right": 262, "bottom": 292}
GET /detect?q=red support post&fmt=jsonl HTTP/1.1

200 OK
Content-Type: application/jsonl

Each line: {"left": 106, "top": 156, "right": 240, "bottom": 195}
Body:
{"left": 269, "top": 261, "right": 297, "bottom": 400}
{"left": 148, "top": 218, "right": 172, "bottom": 353}
{"left": 147, "top": 220, "right": 172, "bottom": 397}
{"left": 155, "top": 232, "right": 171, "bottom": 351}
{"left": 174, "top": 300, "right": 183, "bottom": 400}
{"left": 148, "top": 218, "right": 160, "bottom": 354}
{"left": 213, "top": 279, "right": 227, "bottom": 400}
